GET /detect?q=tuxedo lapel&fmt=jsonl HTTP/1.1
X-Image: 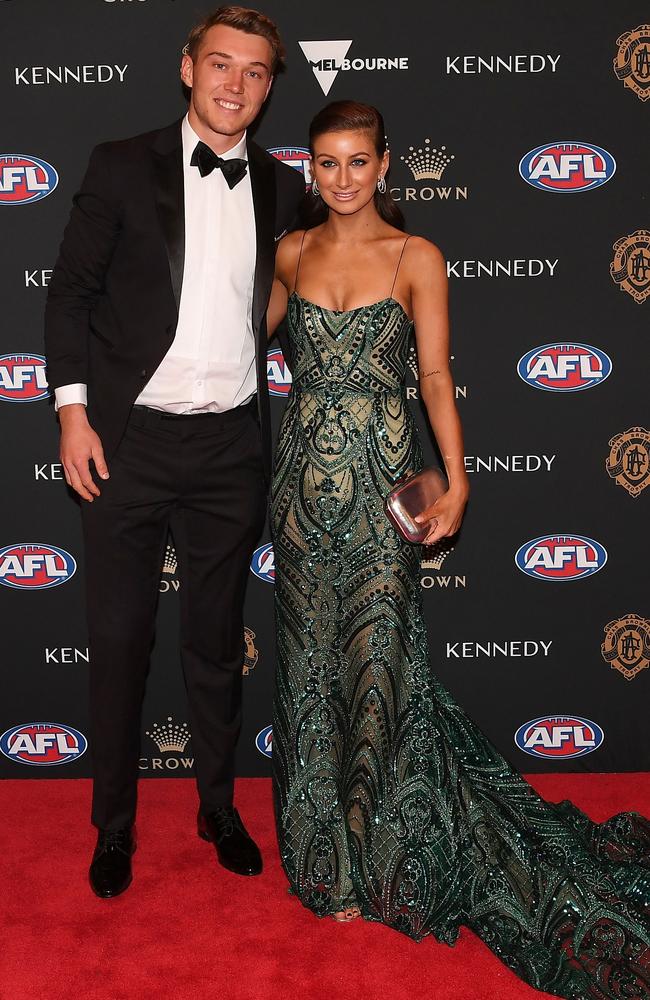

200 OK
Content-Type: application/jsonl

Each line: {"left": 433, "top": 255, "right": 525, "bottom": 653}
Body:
{"left": 151, "top": 121, "right": 185, "bottom": 315}
{"left": 247, "top": 140, "right": 276, "bottom": 334}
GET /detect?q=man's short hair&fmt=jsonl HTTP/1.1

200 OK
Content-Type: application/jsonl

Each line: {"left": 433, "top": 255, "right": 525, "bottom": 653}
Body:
{"left": 184, "top": 6, "right": 285, "bottom": 76}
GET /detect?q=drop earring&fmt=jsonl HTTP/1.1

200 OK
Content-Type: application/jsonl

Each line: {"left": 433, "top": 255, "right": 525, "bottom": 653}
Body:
{"left": 311, "top": 179, "right": 320, "bottom": 196}
{"left": 377, "top": 176, "right": 387, "bottom": 194}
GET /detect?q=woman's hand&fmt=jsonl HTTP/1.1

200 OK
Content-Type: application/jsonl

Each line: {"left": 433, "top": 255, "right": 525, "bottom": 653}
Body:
{"left": 414, "top": 486, "right": 469, "bottom": 544}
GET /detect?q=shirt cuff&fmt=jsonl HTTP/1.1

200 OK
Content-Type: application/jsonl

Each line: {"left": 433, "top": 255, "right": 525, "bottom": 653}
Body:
{"left": 54, "top": 384, "right": 88, "bottom": 410}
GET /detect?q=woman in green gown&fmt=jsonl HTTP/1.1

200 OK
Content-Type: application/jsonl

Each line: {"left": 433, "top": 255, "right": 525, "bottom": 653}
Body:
{"left": 266, "top": 100, "right": 650, "bottom": 999}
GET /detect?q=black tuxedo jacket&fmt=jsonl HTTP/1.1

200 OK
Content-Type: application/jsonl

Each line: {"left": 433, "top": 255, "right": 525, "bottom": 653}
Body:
{"left": 44, "top": 119, "right": 305, "bottom": 480}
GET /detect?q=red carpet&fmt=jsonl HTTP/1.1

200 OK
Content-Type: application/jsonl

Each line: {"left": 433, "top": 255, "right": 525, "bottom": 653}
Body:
{"left": 3, "top": 774, "right": 649, "bottom": 1000}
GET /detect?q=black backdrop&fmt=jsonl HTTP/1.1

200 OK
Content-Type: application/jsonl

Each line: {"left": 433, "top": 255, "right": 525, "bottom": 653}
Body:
{"left": 1, "top": 0, "right": 649, "bottom": 782}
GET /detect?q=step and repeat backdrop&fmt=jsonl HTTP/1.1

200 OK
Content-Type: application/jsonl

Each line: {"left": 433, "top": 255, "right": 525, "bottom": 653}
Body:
{"left": 1, "top": 1, "right": 648, "bottom": 782}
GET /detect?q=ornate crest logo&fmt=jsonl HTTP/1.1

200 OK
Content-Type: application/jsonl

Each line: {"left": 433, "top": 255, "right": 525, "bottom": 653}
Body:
{"left": 610, "top": 230, "right": 650, "bottom": 303}
{"left": 614, "top": 25, "right": 650, "bottom": 101}
{"left": 606, "top": 427, "right": 650, "bottom": 497}
{"left": 601, "top": 614, "right": 650, "bottom": 680}
{"left": 243, "top": 626, "right": 259, "bottom": 676}
{"left": 401, "top": 139, "right": 455, "bottom": 181}
{"left": 145, "top": 716, "right": 191, "bottom": 753}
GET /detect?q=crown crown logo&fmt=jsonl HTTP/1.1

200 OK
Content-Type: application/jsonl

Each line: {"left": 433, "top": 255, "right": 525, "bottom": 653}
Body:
{"left": 401, "top": 139, "right": 455, "bottom": 181}
{"left": 421, "top": 540, "right": 455, "bottom": 571}
{"left": 407, "top": 343, "right": 419, "bottom": 380}
{"left": 146, "top": 716, "right": 191, "bottom": 753}
{"left": 162, "top": 543, "right": 178, "bottom": 576}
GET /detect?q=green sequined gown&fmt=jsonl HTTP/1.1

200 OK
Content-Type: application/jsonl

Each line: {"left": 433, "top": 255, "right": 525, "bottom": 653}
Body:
{"left": 271, "top": 291, "right": 650, "bottom": 1000}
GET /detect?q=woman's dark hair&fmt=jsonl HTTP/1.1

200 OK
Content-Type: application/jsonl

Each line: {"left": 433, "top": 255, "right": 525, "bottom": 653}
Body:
{"left": 300, "top": 100, "right": 405, "bottom": 231}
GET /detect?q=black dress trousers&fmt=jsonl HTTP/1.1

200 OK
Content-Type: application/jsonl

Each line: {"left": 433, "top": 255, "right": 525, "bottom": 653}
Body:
{"left": 81, "top": 400, "right": 266, "bottom": 830}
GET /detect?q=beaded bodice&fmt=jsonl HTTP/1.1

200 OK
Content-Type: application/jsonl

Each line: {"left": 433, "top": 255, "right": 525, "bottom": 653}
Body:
{"left": 287, "top": 292, "right": 413, "bottom": 396}
{"left": 278, "top": 293, "right": 419, "bottom": 492}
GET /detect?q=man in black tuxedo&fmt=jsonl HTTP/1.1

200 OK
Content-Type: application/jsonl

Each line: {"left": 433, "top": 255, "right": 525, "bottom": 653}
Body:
{"left": 44, "top": 6, "right": 304, "bottom": 897}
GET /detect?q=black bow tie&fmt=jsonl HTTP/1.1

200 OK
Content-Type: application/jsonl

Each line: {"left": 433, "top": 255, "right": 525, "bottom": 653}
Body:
{"left": 190, "top": 141, "right": 248, "bottom": 189}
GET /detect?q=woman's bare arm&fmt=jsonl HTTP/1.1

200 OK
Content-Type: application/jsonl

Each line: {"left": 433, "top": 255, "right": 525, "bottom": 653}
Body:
{"left": 408, "top": 237, "right": 469, "bottom": 542}
{"left": 267, "top": 230, "right": 304, "bottom": 339}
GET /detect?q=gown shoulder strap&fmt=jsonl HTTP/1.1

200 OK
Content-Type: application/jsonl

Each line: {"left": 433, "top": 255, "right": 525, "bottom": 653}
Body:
{"left": 293, "top": 231, "right": 308, "bottom": 295}
{"left": 390, "top": 236, "right": 411, "bottom": 298}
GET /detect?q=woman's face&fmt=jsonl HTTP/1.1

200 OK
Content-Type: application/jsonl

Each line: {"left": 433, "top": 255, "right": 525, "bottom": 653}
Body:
{"left": 311, "top": 129, "right": 389, "bottom": 217}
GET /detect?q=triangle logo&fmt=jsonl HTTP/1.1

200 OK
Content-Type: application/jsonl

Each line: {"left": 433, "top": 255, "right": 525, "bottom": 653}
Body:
{"left": 299, "top": 40, "right": 353, "bottom": 96}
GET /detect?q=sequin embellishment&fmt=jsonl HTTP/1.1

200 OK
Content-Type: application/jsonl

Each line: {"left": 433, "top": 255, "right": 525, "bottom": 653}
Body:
{"left": 271, "top": 294, "right": 650, "bottom": 999}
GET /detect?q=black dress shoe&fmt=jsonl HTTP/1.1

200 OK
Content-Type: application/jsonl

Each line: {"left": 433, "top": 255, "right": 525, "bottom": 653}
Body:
{"left": 198, "top": 807, "right": 262, "bottom": 876}
{"left": 89, "top": 826, "right": 136, "bottom": 898}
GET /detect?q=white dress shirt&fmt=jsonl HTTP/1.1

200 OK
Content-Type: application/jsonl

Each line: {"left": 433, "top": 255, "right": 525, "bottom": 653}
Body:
{"left": 54, "top": 115, "right": 258, "bottom": 414}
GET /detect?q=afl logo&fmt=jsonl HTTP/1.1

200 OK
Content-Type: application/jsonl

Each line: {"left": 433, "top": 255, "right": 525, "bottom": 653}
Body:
{"left": 515, "top": 535, "right": 607, "bottom": 582}
{"left": 0, "top": 154, "right": 58, "bottom": 205}
{"left": 0, "top": 543, "right": 77, "bottom": 590}
{"left": 514, "top": 716, "right": 604, "bottom": 759}
{"left": 519, "top": 142, "right": 616, "bottom": 193}
{"left": 517, "top": 343, "right": 612, "bottom": 392}
{"left": 255, "top": 725, "right": 273, "bottom": 758}
{"left": 0, "top": 723, "right": 88, "bottom": 766}
{"left": 267, "top": 146, "right": 312, "bottom": 186}
{"left": 0, "top": 353, "right": 49, "bottom": 402}
{"left": 267, "top": 348, "right": 292, "bottom": 396}
{"left": 250, "top": 542, "right": 275, "bottom": 584}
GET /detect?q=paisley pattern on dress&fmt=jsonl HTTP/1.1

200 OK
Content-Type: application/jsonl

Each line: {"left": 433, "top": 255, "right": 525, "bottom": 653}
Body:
{"left": 271, "top": 292, "right": 650, "bottom": 1000}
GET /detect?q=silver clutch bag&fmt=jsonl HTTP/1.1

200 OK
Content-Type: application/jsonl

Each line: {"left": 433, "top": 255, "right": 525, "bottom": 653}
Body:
{"left": 385, "top": 465, "right": 448, "bottom": 543}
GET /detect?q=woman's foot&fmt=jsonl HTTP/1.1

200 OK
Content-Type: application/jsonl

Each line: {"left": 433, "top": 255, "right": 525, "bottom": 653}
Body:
{"left": 332, "top": 905, "right": 361, "bottom": 922}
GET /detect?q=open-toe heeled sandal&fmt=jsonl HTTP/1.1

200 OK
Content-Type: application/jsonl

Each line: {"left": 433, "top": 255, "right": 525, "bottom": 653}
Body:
{"left": 332, "top": 905, "right": 361, "bottom": 922}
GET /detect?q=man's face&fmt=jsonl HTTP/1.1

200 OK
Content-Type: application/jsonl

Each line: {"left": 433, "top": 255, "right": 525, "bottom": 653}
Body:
{"left": 181, "top": 24, "right": 273, "bottom": 145}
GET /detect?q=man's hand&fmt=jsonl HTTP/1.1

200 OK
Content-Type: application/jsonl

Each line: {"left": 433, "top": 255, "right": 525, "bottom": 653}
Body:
{"left": 59, "top": 404, "right": 109, "bottom": 502}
